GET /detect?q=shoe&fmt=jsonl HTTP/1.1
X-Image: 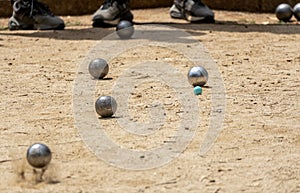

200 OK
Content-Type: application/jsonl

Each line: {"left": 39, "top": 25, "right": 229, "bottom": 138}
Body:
{"left": 170, "top": 0, "right": 214, "bottom": 23}
{"left": 8, "top": 0, "right": 65, "bottom": 30}
{"left": 92, "top": 0, "right": 133, "bottom": 27}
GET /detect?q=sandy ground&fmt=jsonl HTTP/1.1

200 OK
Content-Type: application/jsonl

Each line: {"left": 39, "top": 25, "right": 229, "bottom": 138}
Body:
{"left": 0, "top": 8, "right": 300, "bottom": 193}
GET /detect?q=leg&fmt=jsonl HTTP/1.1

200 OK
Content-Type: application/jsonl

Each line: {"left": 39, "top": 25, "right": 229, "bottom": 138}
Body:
{"left": 92, "top": 0, "right": 133, "bottom": 27}
{"left": 170, "top": 0, "right": 215, "bottom": 23}
{"left": 8, "top": 0, "right": 65, "bottom": 30}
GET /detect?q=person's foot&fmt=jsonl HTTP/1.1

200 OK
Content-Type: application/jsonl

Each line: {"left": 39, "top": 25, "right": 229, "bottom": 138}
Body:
{"left": 92, "top": 0, "right": 133, "bottom": 27}
{"left": 170, "top": 0, "right": 215, "bottom": 23}
{"left": 8, "top": 0, "right": 65, "bottom": 30}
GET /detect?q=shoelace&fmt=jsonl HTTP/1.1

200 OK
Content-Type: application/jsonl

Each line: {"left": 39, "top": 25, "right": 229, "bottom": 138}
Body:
{"left": 29, "top": 0, "right": 33, "bottom": 16}
{"left": 102, "top": 0, "right": 129, "bottom": 10}
{"left": 183, "top": 0, "right": 205, "bottom": 12}
{"left": 13, "top": 0, "right": 30, "bottom": 12}
{"left": 102, "top": 0, "right": 113, "bottom": 9}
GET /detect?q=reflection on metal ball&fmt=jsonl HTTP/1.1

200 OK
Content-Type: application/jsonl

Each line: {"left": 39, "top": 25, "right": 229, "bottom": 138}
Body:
{"left": 294, "top": 3, "right": 300, "bottom": 21}
{"left": 95, "top": 96, "right": 117, "bottom": 118}
{"left": 88, "top": 58, "right": 109, "bottom": 79}
{"left": 116, "top": 20, "right": 134, "bottom": 39}
{"left": 275, "top": 4, "right": 293, "bottom": 22}
{"left": 27, "top": 143, "right": 52, "bottom": 169}
{"left": 187, "top": 66, "right": 208, "bottom": 87}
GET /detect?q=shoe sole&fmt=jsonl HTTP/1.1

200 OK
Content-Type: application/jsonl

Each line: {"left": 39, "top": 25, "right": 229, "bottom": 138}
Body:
{"left": 170, "top": 13, "right": 215, "bottom": 23}
{"left": 9, "top": 18, "right": 65, "bottom": 30}
{"left": 170, "top": 12, "right": 185, "bottom": 19}
{"left": 170, "top": 4, "right": 215, "bottom": 23}
{"left": 9, "top": 24, "right": 65, "bottom": 30}
{"left": 188, "top": 15, "right": 215, "bottom": 23}
{"left": 93, "top": 11, "right": 133, "bottom": 28}
{"left": 92, "top": 18, "right": 120, "bottom": 28}
{"left": 35, "top": 23, "right": 65, "bottom": 30}
{"left": 8, "top": 17, "right": 33, "bottom": 30}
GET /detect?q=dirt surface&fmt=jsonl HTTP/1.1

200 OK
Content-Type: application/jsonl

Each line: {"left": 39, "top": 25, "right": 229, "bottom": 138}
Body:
{"left": 0, "top": 8, "right": 300, "bottom": 193}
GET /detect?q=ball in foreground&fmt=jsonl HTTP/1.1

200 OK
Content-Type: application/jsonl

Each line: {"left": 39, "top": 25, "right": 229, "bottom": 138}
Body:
{"left": 116, "top": 20, "right": 134, "bottom": 39}
{"left": 294, "top": 3, "right": 300, "bottom": 21}
{"left": 95, "top": 96, "right": 117, "bottom": 117}
{"left": 27, "top": 143, "right": 52, "bottom": 169}
{"left": 194, "top": 86, "right": 203, "bottom": 95}
{"left": 88, "top": 58, "right": 109, "bottom": 79}
{"left": 188, "top": 66, "right": 208, "bottom": 87}
{"left": 275, "top": 3, "right": 293, "bottom": 22}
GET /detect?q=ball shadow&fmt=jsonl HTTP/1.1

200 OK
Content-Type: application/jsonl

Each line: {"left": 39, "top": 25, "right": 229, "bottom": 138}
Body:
{"left": 91, "top": 77, "right": 113, "bottom": 81}
{"left": 98, "top": 116, "right": 120, "bottom": 120}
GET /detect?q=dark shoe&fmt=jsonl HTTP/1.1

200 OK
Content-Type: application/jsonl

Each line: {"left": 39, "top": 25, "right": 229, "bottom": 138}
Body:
{"left": 8, "top": 0, "right": 65, "bottom": 30}
{"left": 92, "top": 0, "right": 133, "bottom": 27}
{"left": 170, "top": 0, "right": 214, "bottom": 23}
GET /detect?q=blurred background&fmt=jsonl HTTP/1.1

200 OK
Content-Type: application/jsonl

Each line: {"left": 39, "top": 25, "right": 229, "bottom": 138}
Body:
{"left": 1, "top": 0, "right": 300, "bottom": 17}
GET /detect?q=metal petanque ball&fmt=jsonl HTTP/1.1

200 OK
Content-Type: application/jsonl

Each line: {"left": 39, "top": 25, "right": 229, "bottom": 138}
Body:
{"left": 26, "top": 143, "right": 52, "bottom": 169}
{"left": 187, "top": 66, "right": 209, "bottom": 87}
{"left": 294, "top": 3, "right": 300, "bottom": 21}
{"left": 88, "top": 58, "right": 109, "bottom": 79}
{"left": 95, "top": 96, "right": 117, "bottom": 118}
{"left": 116, "top": 20, "right": 134, "bottom": 39}
{"left": 275, "top": 3, "right": 293, "bottom": 22}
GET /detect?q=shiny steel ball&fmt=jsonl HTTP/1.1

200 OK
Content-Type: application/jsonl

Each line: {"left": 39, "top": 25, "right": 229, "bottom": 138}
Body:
{"left": 26, "top": 143, "right": 52, "bottom": 169}
{"left": 88, "top": 58, "right": 109, "bottom": 79}
{"left": 187, "top": 66, "right": 208, "bottom": 87}
{"left": 294, "top": 3, "right": 300, "bottom": 21}
{"left": 95, "top": 96, "right": 117, "bottom": 118}
{"left": 275, "top": 4, "right": 293, "bottom": 22}
{"left": 116, "top": 20, "right": 134, "bottom": 39}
